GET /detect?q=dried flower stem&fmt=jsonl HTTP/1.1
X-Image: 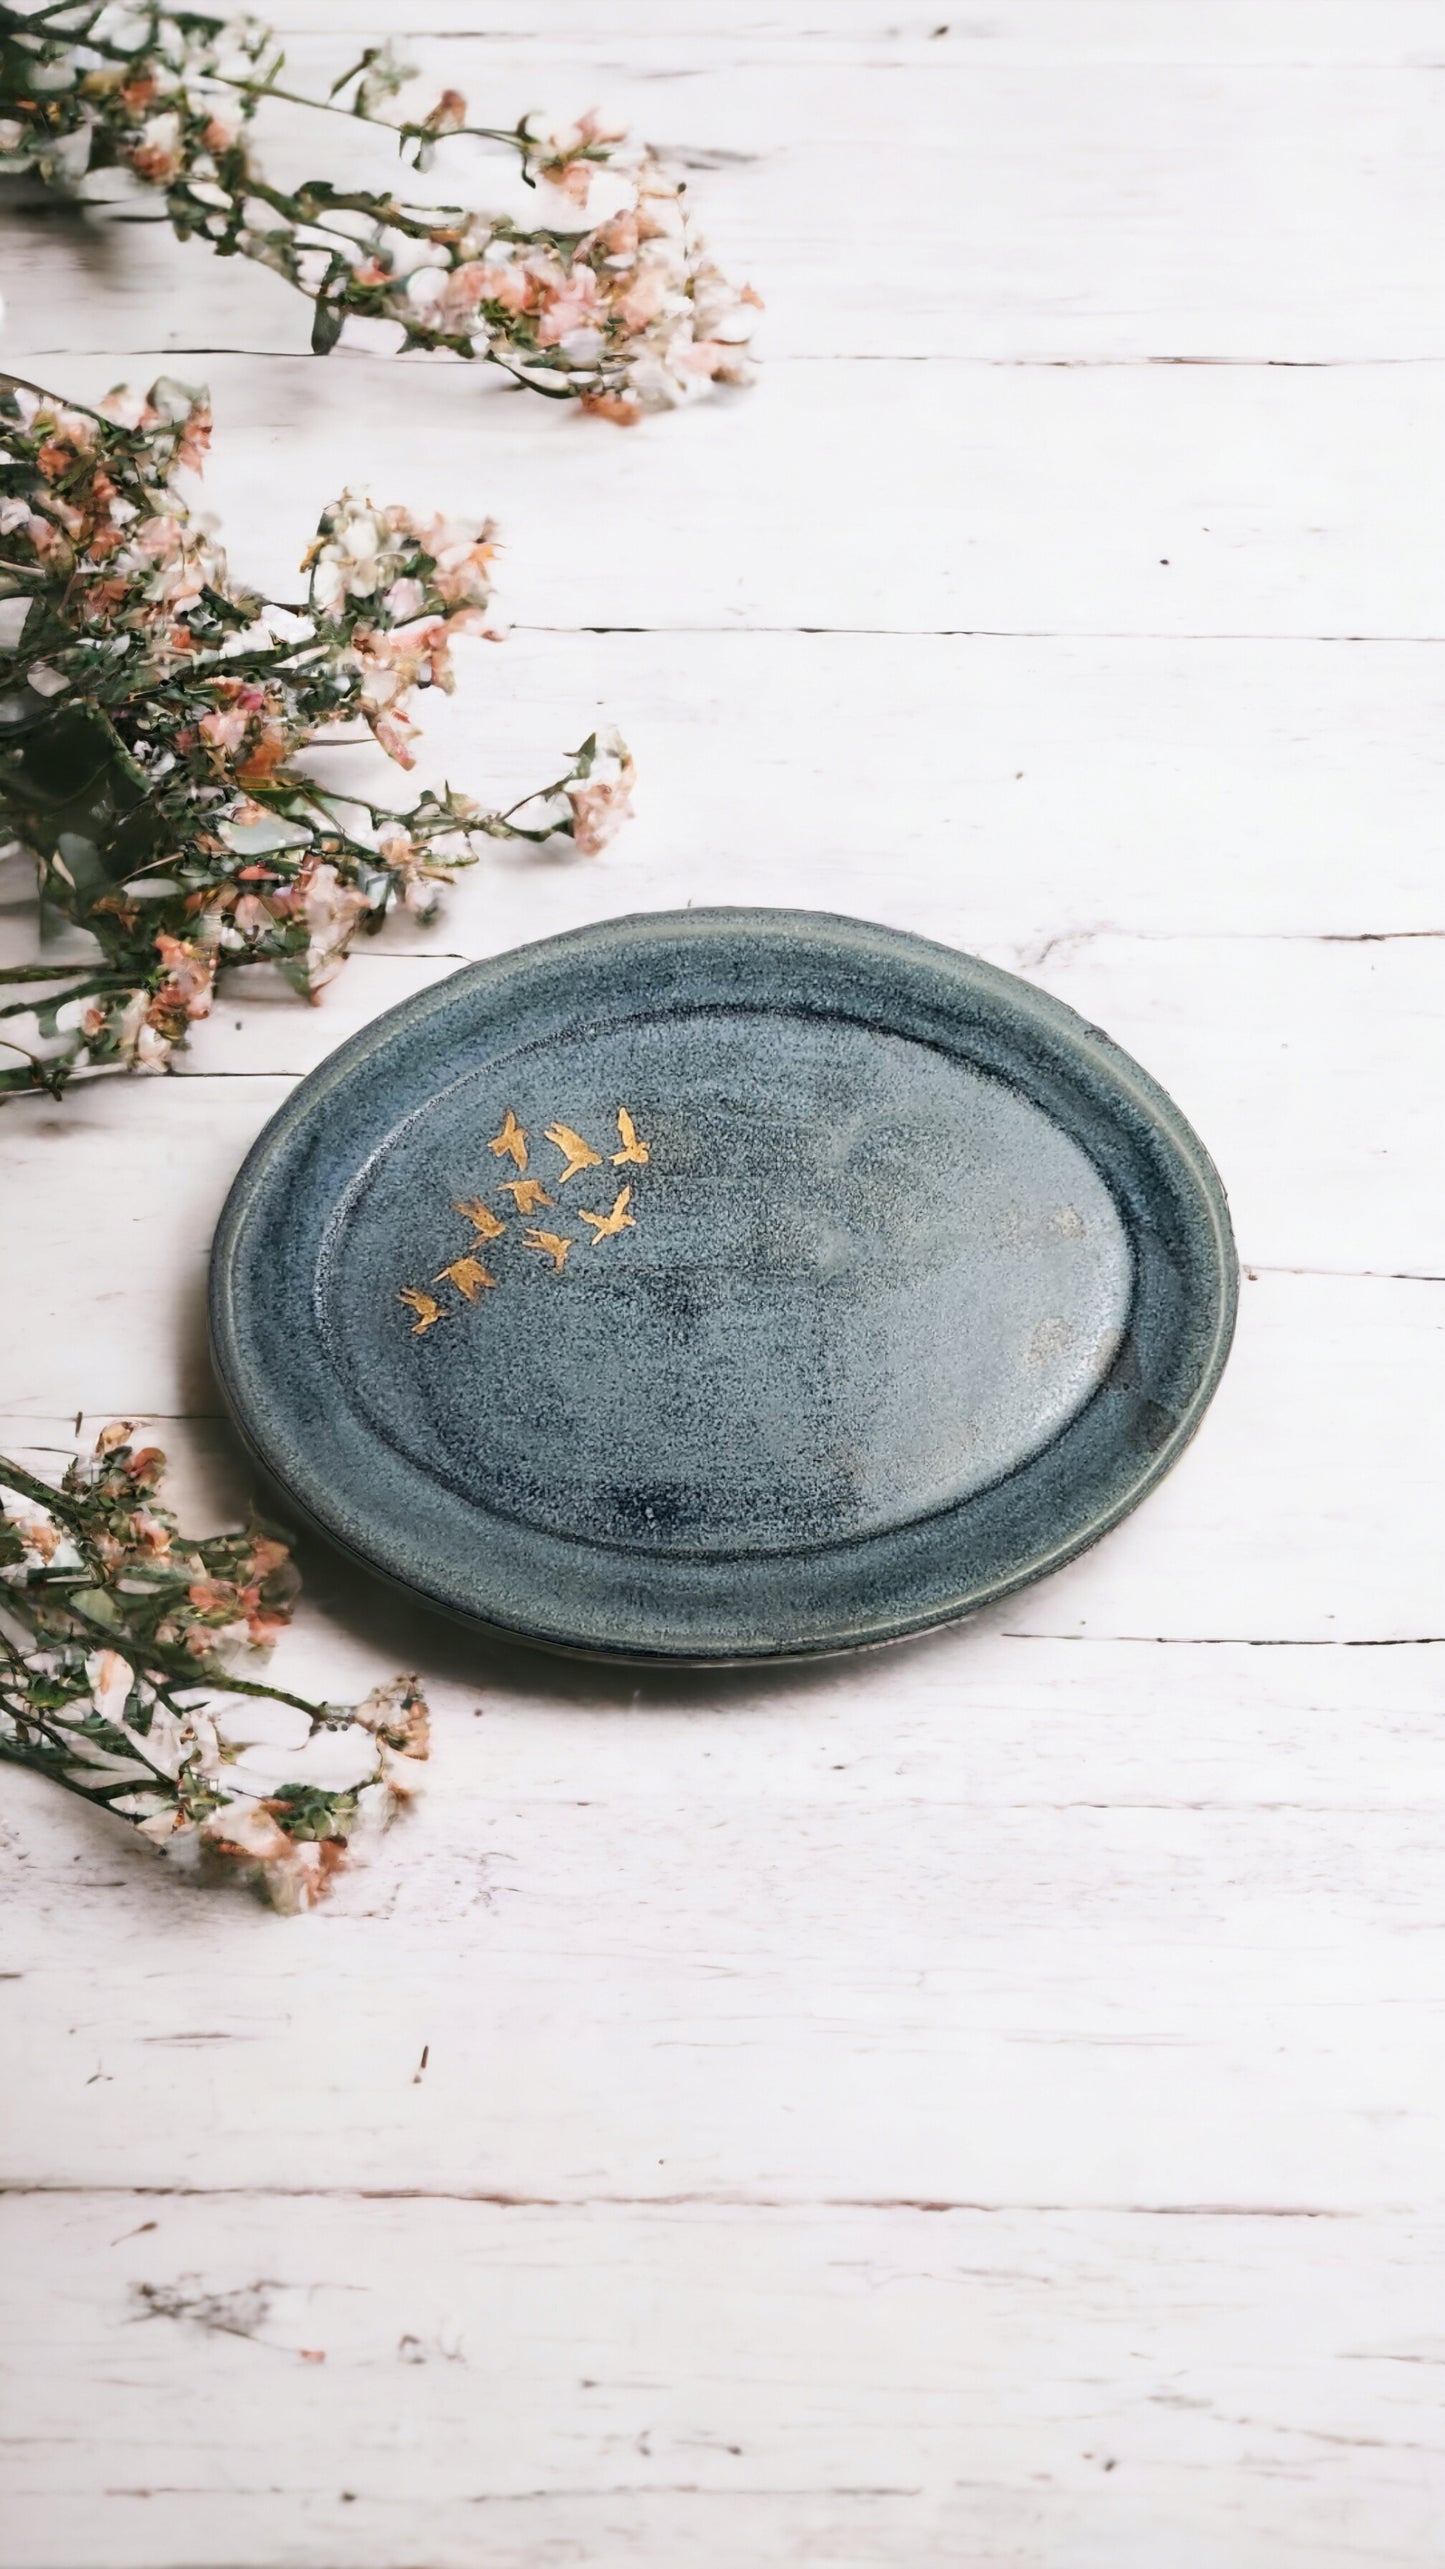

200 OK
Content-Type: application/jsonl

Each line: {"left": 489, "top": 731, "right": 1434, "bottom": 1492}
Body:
{"left": 0, "top": 4, "right": 760, "bottom": 419}
{"left": 0, "top": 1423, "right": 429, "bottom": 1909}
{"left": 0, "top": 367, "right": 635, "bottom": 1095}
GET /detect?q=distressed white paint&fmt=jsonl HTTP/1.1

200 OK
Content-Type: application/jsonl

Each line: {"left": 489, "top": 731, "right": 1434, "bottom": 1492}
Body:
{"left": 9, "top": 631, "right": 1445, "bottom": 941}
{"left": 2, "top": 352, "right": 1445, "bottom": 643}
{"left": 5, "top": 2195, "right": 1445, "bottom": 2569}
{"left": 3, "top": 5, "right": 1445, "bottom": 2563}
{"left": 11, "top": 53, "right": 1445, "bottom": 362}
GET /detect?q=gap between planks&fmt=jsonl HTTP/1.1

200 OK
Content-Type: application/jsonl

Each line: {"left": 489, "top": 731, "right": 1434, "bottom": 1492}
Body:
{"left": 0, "top": 2182, "right": 1357, "bottom": 2217}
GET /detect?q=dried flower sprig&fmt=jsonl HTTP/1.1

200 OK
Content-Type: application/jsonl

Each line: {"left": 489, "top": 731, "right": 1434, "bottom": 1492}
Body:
{"left": 0, "top": 1422, "right": 429, "bottom": 1909}
{"left": 0, "top": 4, "right": 760, "bottom": 420}
{"left": 0, "top": 370, "right": 635, "bottom": 1095}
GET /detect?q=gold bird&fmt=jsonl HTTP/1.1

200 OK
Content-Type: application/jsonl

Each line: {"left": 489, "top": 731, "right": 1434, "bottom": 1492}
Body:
{"left": 612, "top": 1107, "right": 650, "bottom": 1167}
{"left": 453, "top": 1197, "right": 506, "bottom": 1241}
{"left": 398, "top": 1286, "right": 444, "bottom": 1335}
{"left": 435, "top": 1255, "right": 498, "bottom": 1302}
{"left": 579, "top": 1185, "right": 636, "bottom": 1244}
{"left": 500, "top": 1177, "right": 554, "bottom": 1214}
{"left": 522, "top": 1228, "right": 574, "bottom": 1275}
{"left": 488, "top": 1108, "right": 527, "bottom": 1171}
{"left": 545, "top": 1121, "right": 602, "bottom": 1184}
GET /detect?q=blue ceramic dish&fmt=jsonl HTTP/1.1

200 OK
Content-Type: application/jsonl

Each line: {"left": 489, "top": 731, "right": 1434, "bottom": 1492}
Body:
{"left": 210, "top": 909, "right": 1237, "bottom": 1662}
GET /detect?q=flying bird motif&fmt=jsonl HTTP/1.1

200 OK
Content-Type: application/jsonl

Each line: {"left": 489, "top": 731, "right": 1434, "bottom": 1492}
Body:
{"left": 612, "top": 1108, "right": 650, "bottom": 1167}
{"left": 488, "top": 1109, "right": 528, "bottom": 1171}
{"left": 500, "top": 1177, "right": 554, "bottom": 1214}
{"left": 579, "top": 1185, "right": 636, "bottom": 1244}
{"left": 435, "top": 1255, "right": 497, "bottom": 1302}
{"left": 453, "top": 1197, "right": 506, "bottom": 1241}
{"left": 522, "top": 1228, "right": 575, "bottom": 1275}
{"left": 398, "top": 1286, "right": 445, "bottom": 1335}
{"left": 545, "top": 1121, "right": 603, "bottom": 1184}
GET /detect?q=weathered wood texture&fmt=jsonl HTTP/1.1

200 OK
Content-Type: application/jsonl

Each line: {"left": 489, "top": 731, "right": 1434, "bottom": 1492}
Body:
{"left": 2, "top": 4, "right": 1444, "bottom": 2563}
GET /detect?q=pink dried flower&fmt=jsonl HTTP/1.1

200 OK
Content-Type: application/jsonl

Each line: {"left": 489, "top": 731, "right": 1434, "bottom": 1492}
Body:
{"left": 0, "top": 17, "right": 758, "bottom": 420}
{"left": 536, "top": 266, "right": 603, "bottom": 347}
{"left": 564, "top": 726, "right": 636, "bottom": 855}
{"left": 423, "top": 90, "right": 467, "bottom": 138}
{"left": 0, "top": 376, "right": 632, "bottom": 1099}
{"left": 127, "top": 109, "right": 183, "bottom": 185}
{"left": 0, "top": 1426, "right": 430, "bottom": 1911}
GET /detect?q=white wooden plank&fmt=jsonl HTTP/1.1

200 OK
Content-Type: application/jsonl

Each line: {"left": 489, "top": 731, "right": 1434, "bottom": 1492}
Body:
{"left": 999, "top": 1265, "right": 1444, "bottom": 1638}
{"left": 1034, "top": 934, "right": 1445, "bottom": 1279}
{"left": 15, "top": 932, "right": 1429, "bottom": 1285}
{"left": 5, "top": 923, "right": 1442, "bottom": 1290}
{"left": 5, "top": 351, "right": 1444, "bottom": 641}
{"left": 7, "top": 54, "right": 1445, "bottom": 361}
{"left": 0, "top": 1054, "right": 1439, "bottom": 1636}
{"left": 258, "top": 1, "right": 1445, "bottom": 69}
{"left": 3, "top": 1506, "right": 1436, "bottom": 1808}
{"left": 2, "top": 2194, "right": 1444, "bottom": 2569}
{"left": 3, "top": 9, "right": 1442, "bottom": 2566}
{"left": 259, "top": 47, "right": 1445, "bottom": 363}
{"left": 9, "top": 626, "right": 1438, "bottom": 943}
{"left": 152, "top": 935, "right": 1445, "bottom": 1284}
{"left": 5, "top": 1614, "right": 1445, "bottom": 2207}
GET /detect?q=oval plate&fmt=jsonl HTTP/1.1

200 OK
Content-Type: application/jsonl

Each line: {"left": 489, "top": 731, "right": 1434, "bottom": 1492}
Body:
{"left": 210, "top": 909, "right": 1236, "bottom": 1663}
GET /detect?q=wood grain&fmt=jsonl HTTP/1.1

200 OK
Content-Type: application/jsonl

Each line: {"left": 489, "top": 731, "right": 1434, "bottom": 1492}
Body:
{"left": 3, "top": 4, "right": 1443, "bottom": 2563}
{"left": 8, "top": 49, "right": 1445, "bottom": 362}
{"left": 0, "top": 353, "right": 1442, "bottom": 644}
{"left": 4, "top": 2196, "right": 1445, "bottom": 2569}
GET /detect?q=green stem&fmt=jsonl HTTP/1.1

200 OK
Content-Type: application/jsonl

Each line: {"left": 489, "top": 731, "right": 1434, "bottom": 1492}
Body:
{"left": 0, "top": 964, "right": 123, "bottom": 985}
{"left": 0, "top": 367, "right": 146, "bottom": 435}
{"left": 0, "top": 1451, "right": 100, "bottom": 1533}
{"left": 0, "top": 973, "right": 130, "bottom": 1019}
{"left": 0, "top": 1028, "right": 61, "bottom": 1075}
{"left": 2, "top": 1587, "right": 337, "bottom": 1743}
{"left": 0, "top": 1, "right": 105, "bottom": 25}
{"left": 0, "top": 1733, "right": 144, "bottom": 1811}
{"left": 241, "top": 172, "right": 451, "bottom": 249}
{"left": 234, "top": 74, "right": 525, "bottom": 157}
{"left": 61, "top": 1598, "right": 332, "bottom": 1723}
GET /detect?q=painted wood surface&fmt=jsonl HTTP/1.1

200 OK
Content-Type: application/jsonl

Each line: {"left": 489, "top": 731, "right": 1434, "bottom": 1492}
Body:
{"left": 2, "top": 5, "right": 1444, "bottom": 2563}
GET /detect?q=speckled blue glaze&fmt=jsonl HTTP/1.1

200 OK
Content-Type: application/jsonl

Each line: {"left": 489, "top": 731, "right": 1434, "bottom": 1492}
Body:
{"left": 209, "top": 909, "right": 1237, "bottom": 1662}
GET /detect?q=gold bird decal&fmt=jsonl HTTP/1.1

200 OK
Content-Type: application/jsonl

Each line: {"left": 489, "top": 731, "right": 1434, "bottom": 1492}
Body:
{"left": 579, "top": 1185, "right": 636, "bottom": 1244}
{"left": 399, "top": 1286, "right": 444, "bottom": 1335}
{"left": 488, "top": 1108, "right": 528, "bottom": 1171}
{"left": 545, "top": 1121, "right": 602, "bottom": 1184}
{"left": 499, "top": 1176, "right": 554, "bottom": 1214}
{"left": 435, "top": 1255, "right": 497, "bottom": 1302}
{"left": 453, "top": 1197, "right": 506, "bottom": 1241}
{"left": 522, "top": 1228, "right": 574, "bottom": 1274}
{"left": 612, "top": 1107, "right": 650, "bottom": 1167}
